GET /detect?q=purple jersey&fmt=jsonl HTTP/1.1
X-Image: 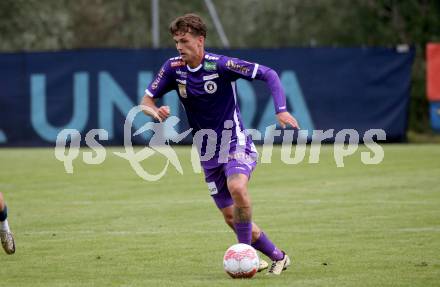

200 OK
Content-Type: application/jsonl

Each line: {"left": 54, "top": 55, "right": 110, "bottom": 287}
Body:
{"left": 145, "top": 52, "right": 287, "bottom": 166}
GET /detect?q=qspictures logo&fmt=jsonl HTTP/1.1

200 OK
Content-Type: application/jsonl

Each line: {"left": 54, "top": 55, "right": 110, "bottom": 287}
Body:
{"left": 54, "top": 105, "right": 386, "bottom": 181}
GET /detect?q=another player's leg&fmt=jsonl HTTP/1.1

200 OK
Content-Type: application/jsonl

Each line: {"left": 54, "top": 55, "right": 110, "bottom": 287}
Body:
{"left": 0, "top": 192, "right": 15, "bottom": 255}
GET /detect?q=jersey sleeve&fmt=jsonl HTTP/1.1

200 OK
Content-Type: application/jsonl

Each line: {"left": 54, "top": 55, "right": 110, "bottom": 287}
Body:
{"left": 219, "top": 56, "right": 287, "bottom": 114}
{"left": 145, "top": 60, "right": 175, "bottom": 99}
{"left": 218, "top": 56, "right": 260, "bottom": 81}
{"left": 256, "top": 65, "right": 287, "bottom": 113}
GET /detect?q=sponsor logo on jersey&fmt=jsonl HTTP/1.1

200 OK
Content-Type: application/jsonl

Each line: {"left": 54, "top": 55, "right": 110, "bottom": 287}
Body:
{"left": 151, "top": 67, "right": 165, "bottom": 90}
{"left": 204, "top": 80, "right": 217, "bottom": 94}
{"left": 204, "top": 61, "right": 217, "bottom": 71}
{"left": 204, "top": 54, "right": 219, "bottom": 60}
{"left": 171, "top": 60, "right": 185, "bottom": 67}
{"left": 178, "top": 83, "right": 187, "bottom": 98}
{"left": 203, "top": 73, "right": 219, "bottom": 81}
{"left": 176, "top": 70, "right": 187, "bottom": 77}
{"left": 226, "top": 59, "right": 251, "bottom": 74}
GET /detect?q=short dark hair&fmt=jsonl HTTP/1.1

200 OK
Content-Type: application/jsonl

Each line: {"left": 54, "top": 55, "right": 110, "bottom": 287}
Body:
{"left": 169, "top": 13, "right": 207, "bottom": 38}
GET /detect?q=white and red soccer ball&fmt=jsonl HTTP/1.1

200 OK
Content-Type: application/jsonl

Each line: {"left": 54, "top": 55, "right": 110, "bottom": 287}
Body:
{"left": 223, "top": 243, "right": 259, "bottom": 278}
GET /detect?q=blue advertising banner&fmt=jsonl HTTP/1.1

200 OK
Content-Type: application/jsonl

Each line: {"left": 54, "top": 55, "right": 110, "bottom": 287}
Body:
{"left": 0, "top": 47, "right": 414, "bottom": 146}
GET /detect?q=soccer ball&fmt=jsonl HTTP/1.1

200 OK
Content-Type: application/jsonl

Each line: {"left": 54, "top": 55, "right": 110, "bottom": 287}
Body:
{"left": 223, "top": 243, "right": 259, "bottom": 278}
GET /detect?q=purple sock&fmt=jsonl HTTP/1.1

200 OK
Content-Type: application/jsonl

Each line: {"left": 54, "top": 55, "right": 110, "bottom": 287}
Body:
{"left": 235, "top": 222, "right": 252, "bottom": 245}
{"left": 251, "top": 232, "right": 284, "bottom": 261}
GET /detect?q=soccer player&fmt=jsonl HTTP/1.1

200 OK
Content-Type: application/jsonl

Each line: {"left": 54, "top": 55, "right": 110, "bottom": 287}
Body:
{"left": 0, "top": 192, "right": 15, "bottom": 254}
{"left": 141, "top": 14, "right": 298, "bottom": 275}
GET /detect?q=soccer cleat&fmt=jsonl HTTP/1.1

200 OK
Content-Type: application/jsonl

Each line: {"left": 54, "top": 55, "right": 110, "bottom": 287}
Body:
{"left": 267, "top": 253, "right": 291, "bottom": 275}
{"left": 258, "top": 258, "right": 269, "bottom": 272}
{"left": 0, "top": 231, "right": 16, "bottom": 255}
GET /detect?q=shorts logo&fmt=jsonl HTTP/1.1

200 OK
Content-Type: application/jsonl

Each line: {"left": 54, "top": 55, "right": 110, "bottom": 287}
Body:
{"left": 204, "top": 80, "right": 217, "bottom": 94}
{"left": 204, "top": 61, "right": 217, "bottom": 71}
{"left": 207, "top": 182, "right": 218, "bottom": 195}
{"left": 178, "top": 84, "right": 187, "bottom": 98}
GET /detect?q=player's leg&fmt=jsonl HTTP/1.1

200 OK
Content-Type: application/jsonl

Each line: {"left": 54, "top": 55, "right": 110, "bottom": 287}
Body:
{"left": 208, "top": 154, "right": 290, "bottom": 274}
{"left": 252, "top": 230, "right": 290, "bottom": 275}
{"left": 206, "top": 165, "right": 269, "bottom": 272}
{"left": 0, "top": 192, "right": 15, "bottom": 255}
{"left": 219, "top": 205, "right": 269, "bottom": 272}
{"left": 219, "top": 205, "right": 261, "bottom": 242}
{"left": 226, "top": 173, "right": 253, "bottom": 244}
{"left": 220, "top": 205, "right": 285, "bottom": 263}
{"left": 225, "top": 164, "right": 290, "bottom": 275}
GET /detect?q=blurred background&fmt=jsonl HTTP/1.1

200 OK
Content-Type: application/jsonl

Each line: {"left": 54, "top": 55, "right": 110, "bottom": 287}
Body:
{"left": 1, "top": 3, "right": 440, "bottom": 285}
{"left": 0, "top": 0, "right": 439, "bottom": 145}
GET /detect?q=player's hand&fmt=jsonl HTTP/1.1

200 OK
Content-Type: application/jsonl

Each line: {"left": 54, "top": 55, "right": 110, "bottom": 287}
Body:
{"left": 156, "top": 105, "right": 170, "bottom": 122}
{"left": 276, "top": 112, "right": 300, "bottom": 129}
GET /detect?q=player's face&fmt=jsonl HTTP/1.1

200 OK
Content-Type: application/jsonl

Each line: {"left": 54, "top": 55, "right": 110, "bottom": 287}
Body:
{"left": 173, "top": 31, "right": 204, "bottom": 67}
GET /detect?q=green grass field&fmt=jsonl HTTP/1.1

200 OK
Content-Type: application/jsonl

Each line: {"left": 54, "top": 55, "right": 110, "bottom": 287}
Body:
{"left": 0, "top": 144, "right": 439, "bottom": 286}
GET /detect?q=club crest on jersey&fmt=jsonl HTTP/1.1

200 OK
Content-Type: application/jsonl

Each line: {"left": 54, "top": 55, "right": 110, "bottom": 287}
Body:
{"left": 204, "top": 80, "right": 217, "bottom": 94}
{"left": 204, "top": 61, "right": 217, "bottom": 71}
{"left": 178, "top": 83, "right": 187, "bottom": 98}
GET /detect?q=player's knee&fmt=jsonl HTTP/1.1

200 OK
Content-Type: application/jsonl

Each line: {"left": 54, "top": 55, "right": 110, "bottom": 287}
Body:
{"left": 227, "top": 180, "right": 247, "bottom": 198}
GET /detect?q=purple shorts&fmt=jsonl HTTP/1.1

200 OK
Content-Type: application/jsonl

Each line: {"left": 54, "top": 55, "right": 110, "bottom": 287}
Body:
{"left": 203, "top": 152, "right": 257, "bottom": 209}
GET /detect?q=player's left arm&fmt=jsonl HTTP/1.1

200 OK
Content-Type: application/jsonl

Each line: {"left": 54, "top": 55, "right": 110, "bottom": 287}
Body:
{"left": 276, "top": 111, "right": 299, "bottom": 129}
{"left": 219, "top": 57, "right": 299, "bottom": 129}
{"left": 256, "top": 66, "right": 300, "bottom": 129}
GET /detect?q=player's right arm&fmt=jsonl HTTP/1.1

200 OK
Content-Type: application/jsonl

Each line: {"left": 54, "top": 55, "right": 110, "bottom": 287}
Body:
{"left": 141, "top": 60, "right": 175, "bottom": 121}
{"left": 141, "top": 96, "right": 170, "bottom": 122}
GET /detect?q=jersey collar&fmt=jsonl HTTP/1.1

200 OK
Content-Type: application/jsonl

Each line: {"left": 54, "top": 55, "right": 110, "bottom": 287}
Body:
{"left": 186, "top": 52, "right": 205, "bottom": 72}
{"left": 186, "top": 63, "right": 202, "bottom": 72}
